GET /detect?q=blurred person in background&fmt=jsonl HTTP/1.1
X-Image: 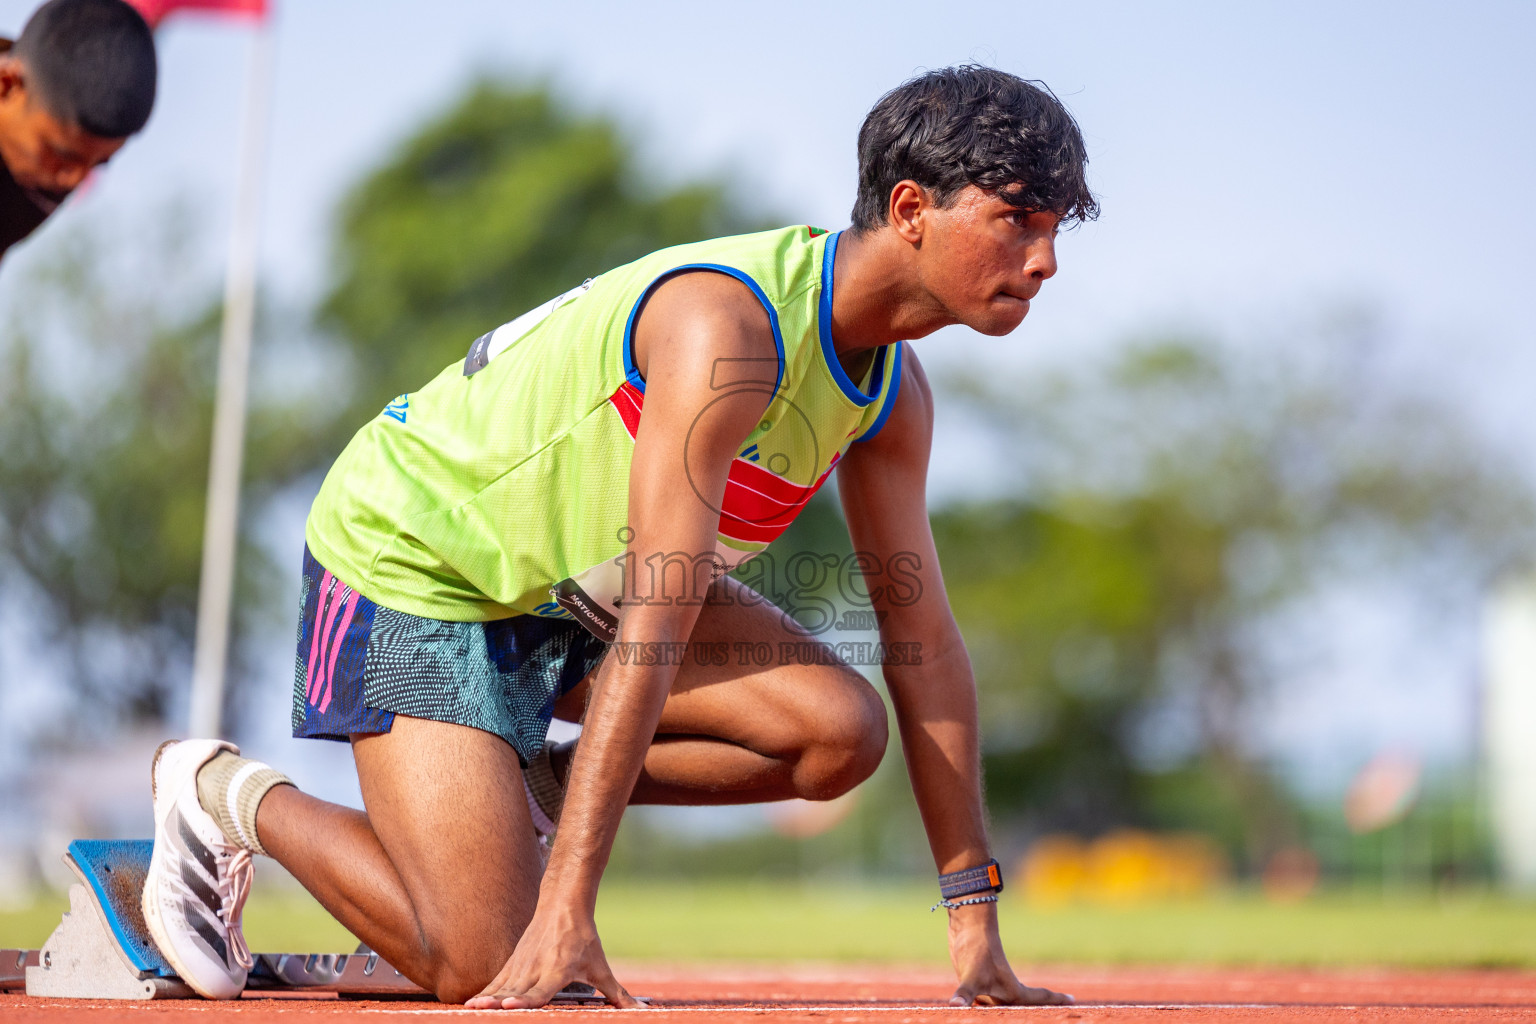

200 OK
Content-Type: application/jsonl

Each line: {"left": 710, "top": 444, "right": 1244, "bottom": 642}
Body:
{"left": 0, "top": 0, "right": 156, "bottom": 261}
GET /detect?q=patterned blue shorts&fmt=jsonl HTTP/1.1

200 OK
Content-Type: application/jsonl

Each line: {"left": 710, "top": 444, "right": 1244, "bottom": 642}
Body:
{"left": 291, "top": 547, "right": 608, "bottom": 766}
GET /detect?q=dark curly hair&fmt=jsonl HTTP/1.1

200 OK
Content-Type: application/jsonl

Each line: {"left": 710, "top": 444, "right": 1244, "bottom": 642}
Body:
{"left": 850, "top": 65, "right": 1098, "bottom": 234}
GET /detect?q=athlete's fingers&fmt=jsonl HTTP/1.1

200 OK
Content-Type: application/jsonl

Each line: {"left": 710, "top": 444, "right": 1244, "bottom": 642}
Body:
{"left": 1029, "top": 985, "right": 1074, "bottom": 1005}
{"left": 1012, "top": 983, "right": 1072, "bottom": 1006}
{"left": 497, "top": 978, "right": 567, "bottom": 1010}
{"left": 467, "top": 960, "right": 523, "bottom": 1006}
{"left": 467, "top": 981, "right": 536, "bottom": 1008}
{"left": 953, "top": 978, "right": 1072, "bottom": 1008}
{"left": 469, "top": 962, "right": 549, "bottom": 1007}
{"left": 591, "top": 964, "right": 641, "bottom": 1009}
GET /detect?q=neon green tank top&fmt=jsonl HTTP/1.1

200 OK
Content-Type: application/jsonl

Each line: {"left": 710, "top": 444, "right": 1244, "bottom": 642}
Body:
{"left": 304, "top": 226, "right": 902, "bottom": 635}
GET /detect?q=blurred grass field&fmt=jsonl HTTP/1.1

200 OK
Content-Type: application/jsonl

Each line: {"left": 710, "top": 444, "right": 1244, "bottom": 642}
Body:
{"left": 5, "top": 882, "right": 1536, "bottom": 968}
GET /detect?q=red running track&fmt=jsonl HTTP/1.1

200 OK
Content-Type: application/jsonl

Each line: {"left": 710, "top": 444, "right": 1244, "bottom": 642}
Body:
{"left": 6, "top": 964, "right": 1536, "bottom": 1021}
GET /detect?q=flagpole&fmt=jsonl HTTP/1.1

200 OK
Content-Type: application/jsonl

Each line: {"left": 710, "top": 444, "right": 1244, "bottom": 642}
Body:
{"left": 188, "top": 20, "right": 274, "bottom": 739}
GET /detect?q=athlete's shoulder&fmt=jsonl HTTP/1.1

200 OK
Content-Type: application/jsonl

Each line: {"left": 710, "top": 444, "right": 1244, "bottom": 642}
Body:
{"left": 641, "top": 267, "right": 776, "bottom": 336}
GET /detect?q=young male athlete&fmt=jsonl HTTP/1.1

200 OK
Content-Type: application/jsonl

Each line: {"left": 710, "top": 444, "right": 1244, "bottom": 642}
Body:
{"left": 142, "top": 65, "right": 1098, "bottom": 1008}
{"left": 0, "top": 0, "right": 156, "bottom": 261}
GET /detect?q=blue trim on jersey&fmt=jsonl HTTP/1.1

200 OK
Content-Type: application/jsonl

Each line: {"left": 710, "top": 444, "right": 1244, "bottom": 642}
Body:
{"left": 857, "top": 341, "right": 904, "bottom": 443}
{"left": 817, "top": 231, "right": 888, "bottom": 408}
{"left": 621, "top": 264, "right": 787, "bottom": 398}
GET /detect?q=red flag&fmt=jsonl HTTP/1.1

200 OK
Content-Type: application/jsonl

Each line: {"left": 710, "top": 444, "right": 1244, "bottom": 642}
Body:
{"left": 127, "top": 0, "right": 267, "bottom": 29}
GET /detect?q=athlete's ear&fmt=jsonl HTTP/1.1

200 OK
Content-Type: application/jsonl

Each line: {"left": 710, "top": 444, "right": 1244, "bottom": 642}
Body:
{"left": 0, "top": 59, "right": 25, "bottom": 102}
{"left": 888, "top": 180, "right": 930, "bottom": 246}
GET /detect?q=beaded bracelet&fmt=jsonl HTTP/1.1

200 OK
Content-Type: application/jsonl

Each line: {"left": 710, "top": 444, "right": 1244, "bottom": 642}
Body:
{"left": 931, "top": 894, "right": 1000, "bottom": 912}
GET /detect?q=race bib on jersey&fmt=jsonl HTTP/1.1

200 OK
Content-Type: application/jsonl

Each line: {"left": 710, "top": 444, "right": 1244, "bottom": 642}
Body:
{"left": 462, "top": 278, "right": 594, "bottom": 376}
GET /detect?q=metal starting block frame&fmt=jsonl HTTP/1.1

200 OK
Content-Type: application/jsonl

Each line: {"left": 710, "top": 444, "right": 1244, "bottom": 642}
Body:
{"left": 1, "top": 839, "right": 537, "bottom": 1001}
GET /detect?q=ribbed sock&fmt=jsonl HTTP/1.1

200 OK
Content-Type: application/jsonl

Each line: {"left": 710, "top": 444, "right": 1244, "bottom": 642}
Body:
{"left": 195, "top": 751, "right": 293, "bottom": 857}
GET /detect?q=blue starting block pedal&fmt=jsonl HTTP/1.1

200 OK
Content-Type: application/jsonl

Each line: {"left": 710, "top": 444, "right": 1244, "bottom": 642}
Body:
{"left": 17, "top": 839, "right": 432, "bottom": 1000}
{"left": 24, "top": 840, "right": 193, "bottom": 999}
{"left": 64, "top": 840, "right": 177, "bottom": 978}
{"left": 4, "top": 839, "right": 613, "bottom": 1003}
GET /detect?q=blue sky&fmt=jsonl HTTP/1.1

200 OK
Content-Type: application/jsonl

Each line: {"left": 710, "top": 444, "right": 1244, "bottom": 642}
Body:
{"left": 1, "top": 0, "right": 1533, "bottom": 802}
{"left": 5, "top": 0, "right": 1532, "bottom": 370}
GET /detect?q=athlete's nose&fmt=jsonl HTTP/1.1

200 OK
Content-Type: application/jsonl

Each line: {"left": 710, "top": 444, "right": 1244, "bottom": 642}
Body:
{"left": 1025, "top": 234, "right": 1058, "bottom": 282}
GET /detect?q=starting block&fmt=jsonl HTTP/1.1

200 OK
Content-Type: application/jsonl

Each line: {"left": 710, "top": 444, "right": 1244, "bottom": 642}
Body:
{"left": 2, "top": 840, "right": 425, "bottom": 1000}
{"left": 1, "top": 839, "right": 612, "bottom": 1003}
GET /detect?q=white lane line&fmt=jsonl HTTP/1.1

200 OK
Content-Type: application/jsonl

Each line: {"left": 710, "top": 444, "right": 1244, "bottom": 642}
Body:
{"left": 356, "top": 1003, "right": 1287, "bottom": 1014}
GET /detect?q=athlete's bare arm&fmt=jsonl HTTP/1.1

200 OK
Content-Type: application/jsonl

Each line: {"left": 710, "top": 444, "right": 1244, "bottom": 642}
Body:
{"left": 469, "top": 271, "right": 777, "bottom": 1010}
{"left": 837, "top": 350, "right": 1070, "bottom": 1007}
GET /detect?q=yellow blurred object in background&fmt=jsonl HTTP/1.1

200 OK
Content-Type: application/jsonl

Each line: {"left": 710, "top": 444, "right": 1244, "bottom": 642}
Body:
{"left": 1020, "top": 835, "right": 1089, "bottom": 906}
{"left": 1019, "top": 830, "right": 1228, "bottom": 905}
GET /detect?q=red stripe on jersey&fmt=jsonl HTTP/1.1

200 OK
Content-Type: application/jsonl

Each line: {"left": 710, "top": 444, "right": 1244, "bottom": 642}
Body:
{"left": 610, "top": 382, "right": 644, "bottom": 437}
{"left": 728, "top": 453, "right": 827, "bottom": 506}
{"left": 718, "top": 457, "right": 839, "bottom": 544}
{"left": 607, "top": 383, "right": 840, "bottom": 546}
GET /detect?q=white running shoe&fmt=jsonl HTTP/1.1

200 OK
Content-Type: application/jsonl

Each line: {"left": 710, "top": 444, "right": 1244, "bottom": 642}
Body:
{"left": 141, "top": 739, "right": 255, "bottom": 1000}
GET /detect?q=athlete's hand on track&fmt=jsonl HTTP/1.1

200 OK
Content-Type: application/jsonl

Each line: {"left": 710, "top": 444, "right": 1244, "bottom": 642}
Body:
{"left": 466, "top": 899, "right": 639, "bottom": 1009}
{"left": 945, "top": 900, "right": 1073, "bottom": 1007}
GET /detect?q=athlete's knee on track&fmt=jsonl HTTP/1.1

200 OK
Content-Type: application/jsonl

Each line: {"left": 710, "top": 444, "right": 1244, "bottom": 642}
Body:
{"left": 414, "top": 929, "right": 514, "bottom": 1004}
{"left": 404, "top": 889, "right": 529, "bottom": 1003}
{"left": 426, "top": 966, "right": 489, "bottom": 1005}
{"left": 794, "top": 668, "right": 888, "bottom": 800}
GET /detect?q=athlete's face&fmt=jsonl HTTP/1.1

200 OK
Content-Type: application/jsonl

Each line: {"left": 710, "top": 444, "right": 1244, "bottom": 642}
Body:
{"left": 0, "top": 61, "right": 125, "bottom": 194}
{"left": 914, "top": 185, "right": 1060, "bottom": 337}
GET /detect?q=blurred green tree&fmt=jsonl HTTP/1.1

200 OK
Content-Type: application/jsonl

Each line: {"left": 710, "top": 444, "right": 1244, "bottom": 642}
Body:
{"left": 0, "top": 217, "right": 321, "bottom": 728}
